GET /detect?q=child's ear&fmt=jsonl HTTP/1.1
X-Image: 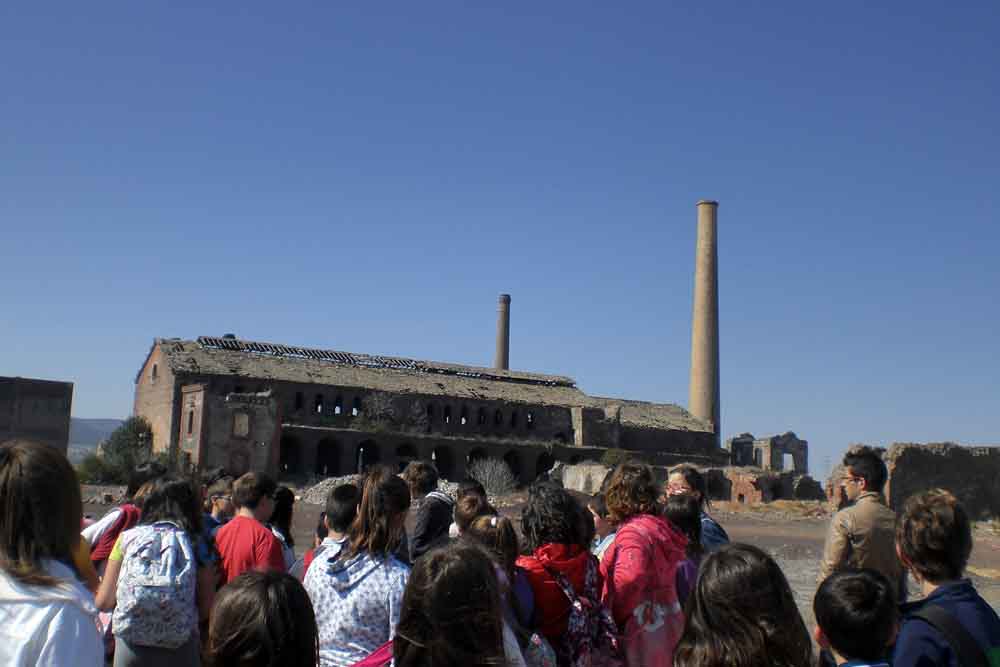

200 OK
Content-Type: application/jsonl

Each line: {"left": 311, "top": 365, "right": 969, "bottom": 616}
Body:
{"left": 813, "top": 625, "right": 831, "bottom": 649}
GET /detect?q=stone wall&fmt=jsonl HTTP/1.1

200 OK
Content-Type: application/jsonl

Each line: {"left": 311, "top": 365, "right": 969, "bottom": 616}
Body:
{"left": 884, "top": 442, "right": 1000, "bottom": 519}
{"left": 726, "top": 431, "right": 808, "bottom": 473}
{"left": 133, "top": 345, "right": 180, "bottom": 457}
{"left": 0, "top": 376, "right": 73, "bottom": 453}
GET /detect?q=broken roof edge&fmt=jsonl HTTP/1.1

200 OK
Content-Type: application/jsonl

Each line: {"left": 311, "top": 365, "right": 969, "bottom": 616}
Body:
{"left": 160, "top": 336, "right": 577, "bottom": 387}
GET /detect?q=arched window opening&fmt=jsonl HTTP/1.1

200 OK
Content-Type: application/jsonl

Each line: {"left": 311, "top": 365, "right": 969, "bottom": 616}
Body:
{"left": 294, "top": 392, "right": 304, "bottom": 412}
{"left": 444, "top": 406, "right": 452, "bottom": 425}
{"left": 526, "top": 411, "right": 535, "bottom": 429}
{"left": 187, "top": 410, "right": 194, "bottom": 435}
{"left": 510, "top": 411, "right": 518, "bottom": 428}
{"left": 334, "top": 395, "right": 343, "bottom": 415}
{"left": 427, "top": 404, "right": 435, "bottom": 422}
{"left": 477, "top": 408, "right": 487, "bottom": 425}
{"left": 352, "top": 397, "right": 361, "bottom": 417}
{"left": 151, "top": 364, "right": 158, "bottom": 383}
{"left": 494, "top": 409, "right": 503, "bottom": 426}
{"left": 460, "top": 406, "right": 468, "bottom": 426}
{"left": 315, "top": 394, "right": 324, "bottom": 414}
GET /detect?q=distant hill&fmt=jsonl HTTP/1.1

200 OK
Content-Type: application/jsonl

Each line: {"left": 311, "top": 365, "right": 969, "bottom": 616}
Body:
{"left": 69, "top": 418, "right": 123, "bottom": 448}
{"left": 68, "top": 418, "right": 123, "bottom": 464}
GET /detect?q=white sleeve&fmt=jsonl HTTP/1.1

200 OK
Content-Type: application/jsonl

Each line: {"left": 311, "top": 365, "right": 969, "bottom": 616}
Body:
{"left": 81, "top": 509, "right": 121, "bottom": 546}
{"left": 36, "top": 605, "right": 103, "bottom": 666}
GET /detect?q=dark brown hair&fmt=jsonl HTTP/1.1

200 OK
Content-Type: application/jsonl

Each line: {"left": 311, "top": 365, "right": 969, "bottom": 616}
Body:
{"left": 843, "top": 446, "right": 888, "bottom": 494}
{"left": 140, "top": 476, "right": 203, "bottom": 536}
{"left": 346, "top": 465, "right": 411, "bottom": 559}
{"left": 520, "top": 483, "right": 581, "bottom": 552}
{"left": 0, "top": 439, "right": 82, "bottom": 586}
{"left": 664, "top": 494, "right": 703, "bottom": 559}
{"left": 896, "top": 488, "right": 971, "bottom": 583}
{"left": 464, "top": 514, "right": 519, "bottom": 580}
{"left": 674, "top": 543, "right": 813, "bottom": 667}
{"left": 454, "top": 493, "right": 495, "bottom": 534}
{"left": 324, "top": 483, "right": 359, "bottom": 534}
{"left": 402, "top": 460, "right": 439, "bottom": 497}
{"left": 814, "top": 568, "right": 898, "bottom": 662}
{"left": 232, "top": 472, "right": 277, "bottom": 510}
{"left": 209, "top": 570, "right": 318, "bottom": 667}
{"left": 393, "top": 542, "right": 505, "bottom": 667}
{"left": 604, "top": 461, "right": 660, "bottom": 524}
{"left": 204, "top": 475, "right": 234, "bottom": 512}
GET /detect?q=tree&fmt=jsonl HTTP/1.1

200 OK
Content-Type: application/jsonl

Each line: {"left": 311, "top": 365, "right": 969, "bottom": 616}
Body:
{"left": 78, "top": 416, "right": 154, "bottom": 484}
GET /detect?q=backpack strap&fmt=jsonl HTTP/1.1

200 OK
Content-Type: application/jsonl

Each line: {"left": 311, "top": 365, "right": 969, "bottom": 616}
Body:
{"left": 911, "top": 605, "right": 989, "bottom": 667}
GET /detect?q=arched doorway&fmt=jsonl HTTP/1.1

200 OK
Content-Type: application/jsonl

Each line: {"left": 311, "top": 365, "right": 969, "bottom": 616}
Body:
{"left": 279, "top": 434, "right": 301, "bottom": 474}
{"left": 356, "top": 440, "right": 380, "bottom": 473}
{"left": 503, "top": 450, "right": 522, "bottom": 481}
{"left": 396, "top": 443, "right": 418, "bottom": 472}
{"left": 431, "top": 446, "right": 454, "bottom": 480}
{"left": 467, "top": 448, "right": 488, "bottom": 465}
{"left": 315, "top": 438, "right": 340, "bottom": 477}
{"left": 535, "top": 452, "right": 555, "bottom": 480}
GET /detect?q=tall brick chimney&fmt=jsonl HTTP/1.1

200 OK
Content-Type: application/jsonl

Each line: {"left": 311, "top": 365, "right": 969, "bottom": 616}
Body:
{"left": 689, "top": 200, "right": 720, "bottom": 446}
{"left": 494, "top": 294, "right": 511, "bottom": 370}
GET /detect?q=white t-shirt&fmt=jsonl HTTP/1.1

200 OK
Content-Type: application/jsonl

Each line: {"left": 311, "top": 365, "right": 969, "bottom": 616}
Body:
{"left": 0, "top": 560, "right": 103, "bottom": 667}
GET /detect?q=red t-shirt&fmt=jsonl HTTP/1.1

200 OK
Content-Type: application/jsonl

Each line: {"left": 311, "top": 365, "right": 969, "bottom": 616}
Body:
{"left": 214, "top": 515, "right": 286, "bottom": 585}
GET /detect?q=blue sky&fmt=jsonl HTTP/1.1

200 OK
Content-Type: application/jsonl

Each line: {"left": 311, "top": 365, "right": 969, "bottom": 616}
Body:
{"left": 2, "top": 2, "right": 997, "bottom": 477}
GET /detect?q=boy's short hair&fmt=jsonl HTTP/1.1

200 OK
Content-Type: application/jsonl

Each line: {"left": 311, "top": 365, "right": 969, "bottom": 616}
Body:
{"left": 207, "top": 476, "right": 235, "bottom": 499}
{"left": 401, "top": 460, "right": 438, "bottom": 496}
{"left": 232, "top": 472, "right": 277, "bottom": 510}
{"left": 842, "top": 446, "right": 888, "bottom": 493}
{"left": 324, "top": 483, "right": 360, "bottom": 533}
{"left": 315, "top": 512, "right": 329, "bottom": 541}
{"left": 896, "top": 488, "right": 971, "bottom": 583}
{"left": 814, "top": 569, "right": 898, "bottom": 661}
{"left": 456, "top": 479, "right": 486, "bottom": 500}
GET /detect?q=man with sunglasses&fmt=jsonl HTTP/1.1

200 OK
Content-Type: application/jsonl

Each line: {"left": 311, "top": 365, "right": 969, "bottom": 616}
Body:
{"left": 818, "top": 446, "right": 905, "bottom": 599}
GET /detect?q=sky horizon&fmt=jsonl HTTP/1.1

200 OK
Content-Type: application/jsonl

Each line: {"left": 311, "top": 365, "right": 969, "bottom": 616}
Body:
{"left": 3, "top": 3, "right": 998, "bottom": 479}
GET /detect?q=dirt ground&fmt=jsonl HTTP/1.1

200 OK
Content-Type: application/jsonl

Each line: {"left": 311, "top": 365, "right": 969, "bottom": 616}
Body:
{"left": 85, "top": 490, "right": 1000, "bottom": 630}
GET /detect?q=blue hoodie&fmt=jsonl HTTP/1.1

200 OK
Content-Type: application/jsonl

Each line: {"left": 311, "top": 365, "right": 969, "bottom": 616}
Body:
{"left": 302, "top": 549, "right": 409, "bottom": 667}
{"left": 893, "top": 579, "right": 1000, "bottom": 667}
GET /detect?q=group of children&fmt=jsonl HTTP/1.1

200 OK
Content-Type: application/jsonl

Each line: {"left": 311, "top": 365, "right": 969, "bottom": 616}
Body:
{"left": 1, "top": 436, "right": 999, "bottom": 666}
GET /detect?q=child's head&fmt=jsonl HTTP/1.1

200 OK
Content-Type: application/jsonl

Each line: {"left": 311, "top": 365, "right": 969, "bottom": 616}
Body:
{"left": 456, "top": 479, "right": 486, "bottom": 501}
{"left": 667, "top": 464, "right": 709, "bottom": 510}
{"left": 587, "top": 493, "right": 614, "bottom": 540}
{"left": 348, "top": 465, "right": 410, "bottom": 558}
{"left": 232, "top": 472, "right": 278, "bottom": 521}
{"left": 140, "top": 477, "right": 203, "bottom": 535}
{"left": 520, "top": 483, "right": 581, "bottom": 552}
{"left": 0, "top": 439, "right": 82, "bottom": 585}
{"left": 324, "top": 483, "right": 359, "bottom": 535}
{"left": 393, "top": 542, "right": 505, "bottom": 667}
{"left": 814, "top": 569, "right": 898, "bottom": 663}
{"left": 401, "top": 460, "right": 439, "bottom": 499}
{"left": 674, "top": 543, "right": 813, "bottom": 667}
{"left": 206, "top": 476, "right": 235, "bottom": 520}
{"left": 604, "top": 461, "right": 660, "bottom": 524}
{"left": 464, "top": 513, "right": 519, "bottom": 578}
{"left": 896, "top": 488, "right": 971, "bottom": 584}
{"left": 663, "top": 494, "right": 703, "bottom": 558}
{"left": 453, "top": 492, "right": 495, "bottom": 535}
{"left": 126, "top": 460, "right": 167, "bottom": 500}
{"left": 209, "top": 570, "right": 318, "bottom": 667}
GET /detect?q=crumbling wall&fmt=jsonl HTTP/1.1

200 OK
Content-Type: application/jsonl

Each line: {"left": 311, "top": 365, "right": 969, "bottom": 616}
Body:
{"left": 885, "top": 442, "right": 1000, "bottom": 519}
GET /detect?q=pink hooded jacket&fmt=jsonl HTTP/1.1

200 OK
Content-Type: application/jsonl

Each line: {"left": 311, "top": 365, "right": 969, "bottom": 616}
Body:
{"left": 599, "top": 513, "right": 687, "bottom": 667}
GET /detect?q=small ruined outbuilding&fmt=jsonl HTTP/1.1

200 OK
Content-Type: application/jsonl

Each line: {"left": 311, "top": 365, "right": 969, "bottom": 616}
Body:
{"left": 0, "top": 376, "right": 74, "bottom": 453}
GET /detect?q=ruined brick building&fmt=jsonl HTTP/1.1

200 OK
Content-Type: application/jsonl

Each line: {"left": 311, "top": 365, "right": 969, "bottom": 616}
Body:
{"left": 1, "top": 376, "right": 74, "bottom": 452}
{"left": 134, "top": 335, "right": 723, "bottom": 482}
{"left": 133, "top": 202, "right": 732, "bottom": 483}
